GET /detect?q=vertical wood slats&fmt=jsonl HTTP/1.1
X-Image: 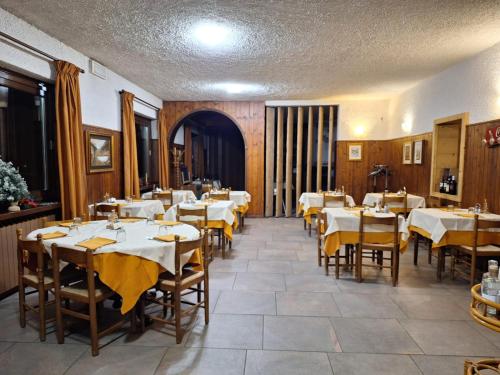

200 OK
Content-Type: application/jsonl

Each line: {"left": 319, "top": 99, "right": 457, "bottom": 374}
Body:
{"left": 306, "top": 107, "right": 314, "bottom": 192}
{"left": 327, "top": 106, "right": 334, "bottom": 191}
{"left": 265, "top": 107, "right": 276, "bottom": 217}
{"left": 285, "top": 107, "right": 294, "bottom": 217}
{"left": 316, "top": 106, "right": 324, "bottom": 191}
{"left": 295, "top": 107, "right": 304, "bottom": 217}
{"left": 275, "top": 107, "right": 284, "bottom": 217}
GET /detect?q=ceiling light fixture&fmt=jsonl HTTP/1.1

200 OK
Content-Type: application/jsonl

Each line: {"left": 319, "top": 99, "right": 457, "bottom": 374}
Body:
{"left": 212, "top": 82, "right": 261, "bottom": 95}
{"left": 192, "top": 21, "right": 231, "bottom": 47}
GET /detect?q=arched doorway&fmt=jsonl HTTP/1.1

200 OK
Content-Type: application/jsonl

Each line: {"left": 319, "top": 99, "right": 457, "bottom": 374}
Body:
{"left": 169, "top": 110, "right": 245, "bottom": 190}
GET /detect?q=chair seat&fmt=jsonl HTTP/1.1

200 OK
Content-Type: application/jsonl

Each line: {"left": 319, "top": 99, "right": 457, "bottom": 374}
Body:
{"left": 362, "top": 242, "right": 396, "bottom": 250}
{"left": 458, "top": 244, "right": 500, "bottom": 254}
{"left": 22, "top": 274, "right": 53, "bottom": 286}
{"left": 60, "top": 281, "right": 113, "bottom": 301}
{"left": 159, "top": 269, "right": 205, "bottom": 289}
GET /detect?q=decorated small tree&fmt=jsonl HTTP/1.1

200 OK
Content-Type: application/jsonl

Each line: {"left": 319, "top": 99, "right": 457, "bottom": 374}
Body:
{"left": 0, "top": 158, "right": 29, "bottom": 210}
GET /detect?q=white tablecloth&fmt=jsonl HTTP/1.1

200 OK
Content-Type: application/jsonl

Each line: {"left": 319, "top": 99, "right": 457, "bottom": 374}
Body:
{"left": 141, "top": 190, "right": 196, "bottom": 204}
{"left": 28, "top": 221, "right": 200, "bottom": 275}
{"left": 403, "top": 208, "right": 500, "bottom": 244}
{"left": 362, "top": 193, "right": 426, "bottom": 209}
{"left": 96, "top": 200, "right": 165, "bottom": 219}
{"left": 299, "top": 192, "right": 356, "bottom": 211}
{"left": 165, "top": 200, "right": 236, "bottom": 226}
{"left": 323, "top": 207, "right": 407, "bottom": 238}
{"left": 201, "top": 191, "right": 251, "bottom": 207}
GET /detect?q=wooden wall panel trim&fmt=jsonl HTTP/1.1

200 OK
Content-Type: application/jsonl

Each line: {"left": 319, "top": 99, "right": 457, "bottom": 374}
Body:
{"left": 265, "top": 107, "right": 276, "bottom": 217}
{"left": 295, "top": 107, "right": 304, "bottom": 216}
{"left": 162, "top": 101, "right": 265, "bottom": 216}
{"left": 306, "top": 107, "right": 313, "bottom": 192}
{"left": 275, "top": 107, "right": 284, "bottom": 217}
{"left": 316, "top": 107, "right": 324, "bottom": 191}
{"left": 327, "top": 106, "right": 334, "bottom": 191}
{"left": 285, "top": 107, "right": 294, "bottom": 217}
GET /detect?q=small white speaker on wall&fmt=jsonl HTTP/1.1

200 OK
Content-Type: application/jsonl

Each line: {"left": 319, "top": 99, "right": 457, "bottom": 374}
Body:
{"left": 90, "top": 59, "right": 106, "bottom": 79}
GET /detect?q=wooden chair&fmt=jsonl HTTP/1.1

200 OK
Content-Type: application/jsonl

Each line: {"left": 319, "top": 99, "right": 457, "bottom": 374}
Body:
{"left": 153, "top": 189, "right": 174, "bottom": 210}
{"left": 323, "top": 193, "right": 346, "bottom": 208}
{"left": 209, "top": 190, "right": 230, "bottom": 201}
{"left": 382, "top": 192, "right": 408, "bottom": 216}
{"left": 93, "top": 202, "right": 121, "bottom": 220}
{"left": 356, "top": 211, "right": 400, "bottom": 286}
{"left": 144, "top": 232, "right": 209, "bottom": 344}
{"left": 176, "top": 205, "right": 216, "bottom": 258}
{"left": 51, "top": 244, "right": 128, "bottom": 356}
{"left": 317, "top": 212, "right": 353, "bottom": 278}
{"left": 451, "top": 215, "right": 500, "bottom": 285}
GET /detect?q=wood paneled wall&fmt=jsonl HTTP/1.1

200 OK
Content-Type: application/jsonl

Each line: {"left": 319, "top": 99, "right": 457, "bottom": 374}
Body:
{"left": 336, "top": 119, "right": 499, "bottom": 213}
{"left": 162, "top": 101, "right": 265, "bottom": 217}
{"left": 84, "top": 125, "right": 123, "bottom": 206}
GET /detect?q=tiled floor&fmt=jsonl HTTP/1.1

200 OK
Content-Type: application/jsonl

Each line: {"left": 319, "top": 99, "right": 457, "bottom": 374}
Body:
{"left": 0, "top": 217, "right": 497, "bottom": 374}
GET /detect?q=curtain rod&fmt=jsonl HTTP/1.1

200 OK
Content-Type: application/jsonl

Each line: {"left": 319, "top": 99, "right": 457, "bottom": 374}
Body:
{"left": 119, "top": 90, "right": 160, "bottom": 111}
{"left": 0, "top": 30, "right": 85, "bottom": 73}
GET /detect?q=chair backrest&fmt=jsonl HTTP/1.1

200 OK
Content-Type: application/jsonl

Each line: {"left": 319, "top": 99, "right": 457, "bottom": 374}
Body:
{"left": 359, "top": 211, "right": 399, "bottom": 246}
{"left": 51, "top": 244, "right": 96, "bottom": 302}
{"left": 472, "top": 215, "right": 500, "bottom": 250}
{"left": 94, "top": 203, "right": 120, "bottom": 219}
{"left": 153, "top": 190, "right": 173, "bottom": 207}
{"left": 16, "top": 228, "right": 45, "bottom": 277}
{"left": 382, "top": 193, "right": 408, "bottom": 214}
{"left": 323, "top": 193, "right": 346, "bottom": 208}
{"left": 317, "top": 211, "right": 328, "bottom": 249}
{"left": 173, "top": 232, "right": 207, "bottom": 281}
{"left": 176, "top": 205, "right": 208, "bottom": 226}
{"left": 209, "top": 191, "right": 230, "bottom": 200}
{"left": 202, "top": 184, "right": 212, "bottom": 193}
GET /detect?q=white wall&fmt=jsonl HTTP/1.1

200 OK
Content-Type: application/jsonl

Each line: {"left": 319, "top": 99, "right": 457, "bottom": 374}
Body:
{"left": 0, "top": 7, "right": 162, "bottom": 131}
{"left": 388, "top": 42, "right": 500, "bottom": 138}
{"left": 265, "top": 98, "right": 389, "bottom": 141}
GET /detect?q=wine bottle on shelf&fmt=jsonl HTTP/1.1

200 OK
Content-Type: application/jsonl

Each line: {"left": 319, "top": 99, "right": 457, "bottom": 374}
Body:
{"left": 444, "top": 176, "right": 450, "bottom": 193}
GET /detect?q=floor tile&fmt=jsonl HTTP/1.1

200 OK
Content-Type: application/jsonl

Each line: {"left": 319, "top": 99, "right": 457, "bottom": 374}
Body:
{"left": 209, "top": 272, "right": 236, "bottom": 290}
{"left": 0, "top": 314, "right": 41, "bottom": 343}
{"left": 276, "top": 292, "right": 340, "bottom": 317}
{"left": 185, "top": 314, "right": 263, "bottom": 349}
{"left": 333, "top": 293, "right": 407, "bottom": 319}
{"left": 291, "top": 261, "right": 325, "bottom": 274}
{"left": 0, "top": 342, "right": 86, "bottom": 375}
{"left": 233, "top": 273, "right": 285, "bottom": 292}
{"left": 214, "top": 291, "right": 276, "bottom": 315}
{"left": 209, "top": 259, "right": 248, "bottom": 272}
{"left": 285, "top": 274, "right": 340, "bottom": 292}
{"left": 245, "top": 350, "right": 333, "bottom": 375}
{"left": 155, "top": 347, "right": 245, "bottom": 375}
{"left": 328, "top": 352, "right": 422, "bottom": 375}
{"left": 264, "top": 316, "right": 341, "bottom": 352}
{"left": 400, "top": 319, "right": 500, "bottom": 356}
{"left": 411, "top": 354, "right": 485, "bottom": 375}
{"left": 247, "top": 260, "right": 292, "bottom": 273}
{"left": 258, "top": 249, "right": 299, "bottom": 261}
{"left": 390, "top": 294, "right": 469, "bottom": 320}
{"left": 330, "top": 317, "right": 422, "bottom": 354}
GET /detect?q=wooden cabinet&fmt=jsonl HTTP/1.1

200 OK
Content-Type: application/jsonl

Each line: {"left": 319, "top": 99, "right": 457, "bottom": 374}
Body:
{"left": 430, "top": 113, "right": 469, "bottom": 203}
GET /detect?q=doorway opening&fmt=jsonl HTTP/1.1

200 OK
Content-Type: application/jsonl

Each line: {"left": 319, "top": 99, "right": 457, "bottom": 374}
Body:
{"left": 170, "top": 110, "right": 245, "bottom": 190}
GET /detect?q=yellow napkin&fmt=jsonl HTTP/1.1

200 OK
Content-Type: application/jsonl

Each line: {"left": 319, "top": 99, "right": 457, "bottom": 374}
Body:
{"left": 77, "top": 237, "right": 116, "bottom": 250}
{"left": 153, "top": 234, "right": 187, "bottom": 242}
{"left": 351, "top": 211, "right": 374, "bottom": 217}
{"left": 120, "top": 218, "right": 143, "bottom": 223}
{"left": 42, "top": 231, "right": 67, "bottom": 239}
{"left": 58, "top": 221, "right": 90, "bottom": 228}
{"left": 155, "top": 220, "right": 182, "bottom": 226}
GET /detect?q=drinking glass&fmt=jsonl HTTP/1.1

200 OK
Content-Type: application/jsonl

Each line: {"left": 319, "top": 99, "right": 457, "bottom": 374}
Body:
{"left": 68, "top": 224, "right": 79, "bottom": 237}
{"left": 73, "top": 217, "right": 82, "bottom": 225}
{"left": 158, "top": 225, "right": 170, "bottom": 236}
{"left": 116, "top": 228, "right": 126, "bottom": 243}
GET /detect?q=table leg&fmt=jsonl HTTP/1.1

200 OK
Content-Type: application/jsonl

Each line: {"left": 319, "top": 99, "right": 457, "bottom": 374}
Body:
{"left": 413, "top": 232, "right": 419, "bottom": 266}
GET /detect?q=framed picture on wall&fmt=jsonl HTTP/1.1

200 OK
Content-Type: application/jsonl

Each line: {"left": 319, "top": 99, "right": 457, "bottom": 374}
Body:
{"left": 413, "top": 140, "right": 423, "bottom": 164}
{"left": 86, "top": 131, "right": 114, "bottom": 173}
{"left": 348, "top": 143, "right": 362, "bottom": 161}
{"left": 402, "top": 142, "right": 412, "bottom": 164}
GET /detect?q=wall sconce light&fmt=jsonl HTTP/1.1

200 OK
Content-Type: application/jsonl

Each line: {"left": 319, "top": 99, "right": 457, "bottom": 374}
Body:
{"left": 353, "top": 125, "right": 365, "bottom": 137}
{"left": 401, "top": 114, "right": 413, "bottom": 133}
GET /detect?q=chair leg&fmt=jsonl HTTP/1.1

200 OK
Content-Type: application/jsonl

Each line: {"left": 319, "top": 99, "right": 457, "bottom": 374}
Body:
{"left": 324, "top": 253, "right": 329, "bottom": 276}
{"left": 18, "top": 282, "right": 26, "bottom": 328}
{"left": 89, "top": 302, "right": 99, "bottom": 356}
{"left": 413, "top": 233, "right": 419, "bottom": 266}
{"left": 350, "top": 247, "right": 354, "bottom": 272}
{"left": 221, "top": 231, "right": 226, "bottom": 259}
{"left": 54, "top": 294, "right": 64, "bottom": 345}
{"left": 197, "top": 282, "right": 201, "bottom": 303}
{"left": 38, "top": 284, "right": 46, "bottom": 341}
{"left": 428, "top": 239, "right": 432, "bottom": 264}
{"left": 303, "top": 219, "right": 306, "bottom": 230}
{"left": 174, "top": 289, "right": 182, "bottom": 344}
{"left": 437, "top": 249, "right": 443, "bottom": 281}
{"left": 163, "top": 292, "right": 168, "bottom": 318}
{"left": 140, "top": 294, "right": 146, "bottom": 333}
{"left": 204, "top": 277, "right": 209, "bottom": 325}
{"left": 470, "top": 253, "right": 477, "bottom": 286}
{"left": 318, "top": 243, "right": 322, "bottom": 267}
{"left": 356, "top": 245, "right": 362, "bottom": 283}
{"left": 335, "top": 252, "right": 340, "bottom": 279}
{"left": 308, "top": 222, "right": 312, "bottom": 237}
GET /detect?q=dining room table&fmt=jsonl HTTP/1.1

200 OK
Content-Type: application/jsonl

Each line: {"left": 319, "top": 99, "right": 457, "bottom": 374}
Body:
{"left": 141, "top": 189, "right": 197, "bottom": 203}
{"left": 298, "top": 192, "right": 356, "bottom": 224}
{"left": 403, "top": 207, "right": 500, "bottom": 278}
{"left": 201, "top": 190, "right": 251, "bottom": 215}
{"left": 95, "top": 199, "right": 165, "bottom": 219}
{"left": 164, "top": 199, "right": 238, "bottom": 241}
{"left": 362, "top": 192, "right": 426, "bottom": 211}
{"left": 27, "top": 219, "right": 202, "bottom": 314}
{"left": 322, "top": 207, "right": 408, "bottom": 257}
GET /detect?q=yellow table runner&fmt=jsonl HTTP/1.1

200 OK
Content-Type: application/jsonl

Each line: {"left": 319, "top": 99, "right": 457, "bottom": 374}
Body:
{"left": 235, "top": 203, "right": 249, "bottom": 215}
{"left": 324, "top": 232, "right": 408, "bottom": 257}
{"left": 93, "top": 249, "right": 203, "bottom": 314}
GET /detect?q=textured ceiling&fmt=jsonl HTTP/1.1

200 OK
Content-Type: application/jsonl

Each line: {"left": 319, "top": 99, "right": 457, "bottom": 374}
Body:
{"left": 1, "top": 0, "right": 500, "bottom": 101}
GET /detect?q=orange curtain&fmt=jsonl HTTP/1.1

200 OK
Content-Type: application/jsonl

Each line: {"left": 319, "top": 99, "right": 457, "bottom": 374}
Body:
{"left": 158, "top": 108, "right": 170, "bottom": 188}
{"left": 55, "top": 60, "right": 88, "bottom": 220}
{"left": 121, "top": 91, "right": 140, "bottom": 198}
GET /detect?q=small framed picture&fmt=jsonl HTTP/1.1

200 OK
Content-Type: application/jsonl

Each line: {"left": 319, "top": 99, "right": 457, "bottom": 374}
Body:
{"left": 86, "top": 131, "right": 114, "bottom": 173}
{"left": 348, "top": 143, "right": 362, "bottom": 161}
{"left": 413, "top": 140, "right": 423, "bottom": 164}
{"left": 402, "top": 142, "right": 412, "bottom": 164}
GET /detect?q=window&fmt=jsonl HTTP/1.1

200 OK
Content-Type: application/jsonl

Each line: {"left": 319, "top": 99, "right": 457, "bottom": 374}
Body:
{"left": 135, "top": 114, "right": 158, "bottom": 190}
{"left": 0, "top": 68, "right": 58, "bottom": 202}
